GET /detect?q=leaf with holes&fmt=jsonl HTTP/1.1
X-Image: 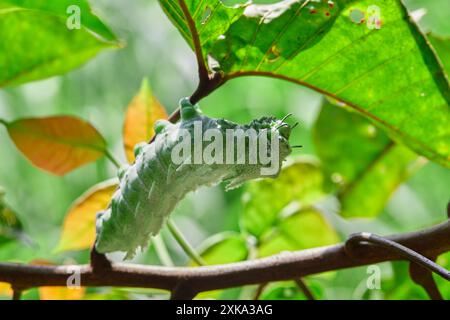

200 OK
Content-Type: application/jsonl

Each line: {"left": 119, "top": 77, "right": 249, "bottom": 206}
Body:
{"left": 5, "top": 116, "right": 109, "bottom": 175}
{"left": 123, "top": 78, "right": 168, "bottom": 163}
{"left": 55, "top": 179, "right": 118, "bottom": 252}
{"left": 242, "top": 158, "right": 324, "bottom": 239}
{"left": 0, "top": 0, "right": 119, "bottom": 87}
{"left": 159, "top": 0, "right": 450, "bottom": 167}
{"left": 313, "top": 101, "right": 424, "bottom": 218}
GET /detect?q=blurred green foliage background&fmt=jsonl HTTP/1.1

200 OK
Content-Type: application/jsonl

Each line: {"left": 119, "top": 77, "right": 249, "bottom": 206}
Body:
{"left": 0, "top": 0, "right": 448, "bottom": 299}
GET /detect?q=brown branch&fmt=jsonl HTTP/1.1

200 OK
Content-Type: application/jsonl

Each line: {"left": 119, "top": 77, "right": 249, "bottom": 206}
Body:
{"left": 90, "top": 246, "right": 112, "bottom": 272}
{"left": 170, "top": 281, "right": 198, "bottom": 300}
{"left": 345, "top": 232, "right": 450, "bottom": 280}
{"left": 409, "top": 257, "right": 443, "bottom": 300}
{"left": 0, "top": 220, "right": 449, "bottom": 299}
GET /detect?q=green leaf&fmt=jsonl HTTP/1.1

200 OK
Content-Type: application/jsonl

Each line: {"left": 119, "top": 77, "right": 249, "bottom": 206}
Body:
{"left": 0, "top": 187, "right": 26, "bottom": 246}
{"left": 257, "top": 208, "right": 339, "bottom": 258}
{"left": 314, "top": 101, "right": 391, "bottom": 187}
{"left": 259, "top": 280, "right": 325, "bottom": 300}
{"left": 192, "top": 232, "right": 249, "bottom": 266}
{"left": 428, "top": 34, "right": 450, "bottom": 77}
{"left": 435, "top": 252, "right": 450, "bottom": 299}
{"left": 159, "top": 0, "right": 450, "bottom": 167}
{"left": 313, "top": 101, "right": 424, "bottom": 218}
{"left": 339, "top": 144, "right": 423, "bottom": 218}
{"left": 260, "top": 282, "right": 306, "bottom": 300}
{"left": 192, "top": 232, "right": 249, "bottom": 300}
{"left": 242, "top": 158, "right": 324, "bottom": 239}
{"left": 0, "top": 0, "right": 119, "bottom": 87}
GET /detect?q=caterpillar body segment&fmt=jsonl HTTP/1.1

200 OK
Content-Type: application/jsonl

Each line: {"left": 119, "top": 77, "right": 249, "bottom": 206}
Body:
{"left": 96, "top": 98, "right": 294, "bottom": 259}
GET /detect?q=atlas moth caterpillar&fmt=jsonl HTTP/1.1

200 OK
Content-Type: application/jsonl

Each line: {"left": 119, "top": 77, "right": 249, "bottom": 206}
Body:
{"left": 95, "top": 98, "right": 296, "bottom": 259}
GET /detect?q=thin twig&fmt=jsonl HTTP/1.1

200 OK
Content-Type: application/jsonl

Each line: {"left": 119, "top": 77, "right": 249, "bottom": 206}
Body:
{"left": 345, "top": 232, "right": 450, "bottom": 280}
{"left": 12, "top": 287, "right": 23, "bottom": 300}
{"left": 294, "top": 278, "right": 315, "bottom": 300}
{"left": 253, "top": 283, "right": 268, "bottom": 300}
{"left": 409, "top": 258, "right": 443, "bottom": 300}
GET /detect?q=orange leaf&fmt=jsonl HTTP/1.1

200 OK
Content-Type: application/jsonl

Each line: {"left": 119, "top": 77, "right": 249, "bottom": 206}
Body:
{"left": 55, "top": 179, "right": 118, "bottom": 252}
{"left": 39, "top": 286, "right": 86, "bottom": 300}
{"left": 26, "top": 260, "right": 86, "bottom": 300}
{"left": 0, "top": 282, "right": 12, "bottom": 297}
{"left": 123, "top": 78, "right": 168, "bottom": 163}
{"left": 7, "top": 116, "right": 107, "bottom": 175}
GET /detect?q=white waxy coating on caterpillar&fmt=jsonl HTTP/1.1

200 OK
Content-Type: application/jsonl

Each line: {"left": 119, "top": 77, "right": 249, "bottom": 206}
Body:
{"left": 95, "top": 98, "right": 293, "bottom": 259}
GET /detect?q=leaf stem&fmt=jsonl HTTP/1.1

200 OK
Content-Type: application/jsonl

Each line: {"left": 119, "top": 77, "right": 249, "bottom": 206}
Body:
{"left": 0, "top": 118, "right": 8, "bottom": 127}
{"left": 253, "top": 283, "right": 268, "bottom": 300}
{"left": 177, "top": 0, "right": 208, "bottom": 82}
{"left": 167, "top": 219, "right": 206, "bottom": 266}
{"left": 153, "top": 235, "right": 174, "bottom": 267}
{"left": 104, "top": 150, "right": 121, "bottom": 169}
{"left": 294, "top": 278, "right": 315, "bottom": 300}
{"left": 12, "top": 287, "right": 23, "bottom": 300}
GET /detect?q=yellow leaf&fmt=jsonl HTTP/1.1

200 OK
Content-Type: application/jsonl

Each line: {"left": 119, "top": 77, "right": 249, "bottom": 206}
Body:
{"left": 123, "top": 78, "right": 168, "bottom": 163}
{"left": 0, "top": 282, "right": 12, "bottom": 297}
{"left": 39, "top": 286, "right": 86, "bottom": 300}
{"left": 32, "top": 260, "right": 86, "bottom": 300}
{"left": 7, "top": 116, "right": 107, "bottom": 175}
{"left": 55, "top": 179, "right": 118, "bottom": 252}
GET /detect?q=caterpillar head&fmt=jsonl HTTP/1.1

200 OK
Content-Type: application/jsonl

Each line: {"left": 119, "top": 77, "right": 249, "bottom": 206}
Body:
{"left": 247, "top": 115, "right": 295, "bottom": 159}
